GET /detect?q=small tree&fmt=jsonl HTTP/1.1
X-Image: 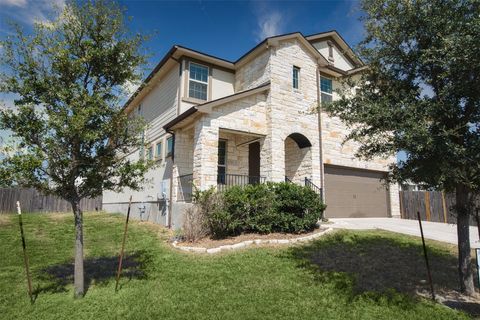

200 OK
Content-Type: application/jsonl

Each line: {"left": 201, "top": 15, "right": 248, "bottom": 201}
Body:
{"left": 0, "top": 0, "right": 152, "bottom": 297}
{"left": 325, "top": 0, "right": 480, "bottom": 294}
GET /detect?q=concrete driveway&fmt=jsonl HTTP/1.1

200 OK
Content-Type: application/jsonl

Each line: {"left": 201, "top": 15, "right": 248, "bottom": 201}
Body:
{"left": 329, "top": 218, "right": 480, "bottom": 248}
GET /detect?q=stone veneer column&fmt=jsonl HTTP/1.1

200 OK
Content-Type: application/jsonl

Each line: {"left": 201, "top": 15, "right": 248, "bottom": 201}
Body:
{"left": 193, "top": 116, "right": 219, "bottom": 191}
{"left": 271, "top": 131, "right": 286, "bottom": 182}
{"left": 389, "top": 183, "right": 401, "bottom": 218}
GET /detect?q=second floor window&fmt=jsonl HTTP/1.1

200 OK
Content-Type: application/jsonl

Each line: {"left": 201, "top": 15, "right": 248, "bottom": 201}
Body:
{"left": 166, "top": 136, "right": 174, "bottom": 157}
{"left": 189, "top": 63, "right": 208, "bottom": 100}
{"left": 292, "top": 66, "right": 300, "bottom": 89}
{"left": 320, "top": 76, "right": 333, "bottom": 104}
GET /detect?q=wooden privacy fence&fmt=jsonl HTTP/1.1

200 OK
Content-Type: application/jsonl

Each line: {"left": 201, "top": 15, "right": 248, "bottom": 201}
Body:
{"left": 0, "top": 188, "right": 102, "bottom": 214}
{"left": 399, "top": 191, "right": 478, "bottom": 225}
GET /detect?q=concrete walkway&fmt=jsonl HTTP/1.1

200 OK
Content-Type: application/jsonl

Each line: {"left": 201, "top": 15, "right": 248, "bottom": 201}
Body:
{"left": 329, "top": 218, "right": 480, "bottom": 248}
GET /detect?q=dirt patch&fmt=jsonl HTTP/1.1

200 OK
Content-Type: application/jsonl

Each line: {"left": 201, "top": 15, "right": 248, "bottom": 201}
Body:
{"left": 177, "top": 227, "right": 327, "bottom": 249}
{"left": 47, "top": 213, "right": 71, "bottom": 221}
{"left": 137, "top": 220, "right": 173, "bottom": 241}
{"left": 0, "top": 214, "right": 12, "bottom": 226}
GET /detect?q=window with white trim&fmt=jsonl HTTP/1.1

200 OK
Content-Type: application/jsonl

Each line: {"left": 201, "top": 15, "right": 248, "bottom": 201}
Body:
{"left": 292, "top": 66, "right": 300, "bottom": 89}
{"left": 139, "top": 131, "right": 145, "bottom": 159}
{"left": 155, "top": 141, "right": 163, "bottom": 160}
{"left": 217, "top": 139, "right": 227, "bottom": 184}
{"left": 320, "top": 76, "right": 333, "bottom": 104}
{"left": 147, "top": 146, "right": 153, "bottom": 161}
{"left": 188, "top": 63, "right": 208, "bottom": 100}
{"left": 166, "top": 136, "right": 173, "bottom": 157}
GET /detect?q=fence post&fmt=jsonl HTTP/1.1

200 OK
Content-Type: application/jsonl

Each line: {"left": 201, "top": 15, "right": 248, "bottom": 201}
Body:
{"left": 424, "top": 192, "right": 431, "bottom": 221}
{"left": 399, "top": 191, "right": 404, "bottom": 219}
{"left": 475, "top": 208, "right": 480, "bottom": 242}
{"left": 441, "top": 192, "right": 447, "bottom": 223}
{"left": 17, "top": 201, "right": 33, "bottom": 302}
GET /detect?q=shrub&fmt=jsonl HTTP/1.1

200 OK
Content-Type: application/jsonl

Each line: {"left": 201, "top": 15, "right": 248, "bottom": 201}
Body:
{"left": 194, "top": 182, "right": 326, "bottom": 239}
{"left": 182, "top": 205, "right": 209, "bottom": 242}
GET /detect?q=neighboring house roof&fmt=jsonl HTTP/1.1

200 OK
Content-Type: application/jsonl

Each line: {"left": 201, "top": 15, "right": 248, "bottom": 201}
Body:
{"left": 124, "top": 30, "right": 364, "bottom": 112}
{"left": 163, "top": 82, "right": 271, "bottom": 131}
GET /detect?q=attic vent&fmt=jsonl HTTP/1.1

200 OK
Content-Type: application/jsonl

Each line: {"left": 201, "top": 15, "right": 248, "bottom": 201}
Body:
{"left": 327, "top": 40, "right": 334, "bottom": 62}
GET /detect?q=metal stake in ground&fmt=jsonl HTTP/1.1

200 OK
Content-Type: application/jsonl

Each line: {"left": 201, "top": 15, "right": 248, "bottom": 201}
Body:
{"left": 17, "top": 201, "right": 33, "bottom": 301}
{"left": 115, "top": 195, "right": 133, "bottom": 292}
{"left": 417, "top": 211, "right": 435, "bottom": 301}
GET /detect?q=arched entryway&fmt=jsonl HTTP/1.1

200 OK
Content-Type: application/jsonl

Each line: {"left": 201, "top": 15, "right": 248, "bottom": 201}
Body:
{"left": 284, "top": 133, "right": 312, "bottom": 184}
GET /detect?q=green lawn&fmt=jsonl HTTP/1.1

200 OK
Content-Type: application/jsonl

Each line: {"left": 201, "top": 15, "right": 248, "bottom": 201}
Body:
{"left": 0, "top": 212, "right": 471, "bottom": 319}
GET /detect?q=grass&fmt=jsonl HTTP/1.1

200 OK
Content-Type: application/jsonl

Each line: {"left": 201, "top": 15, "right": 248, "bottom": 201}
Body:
{"left": 0, "top": 212, "right": 473, "bottom": 319}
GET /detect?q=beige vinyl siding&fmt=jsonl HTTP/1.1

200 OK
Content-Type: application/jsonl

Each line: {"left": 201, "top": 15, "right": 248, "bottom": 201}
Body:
{"left": 140, "top": 65, "right": 179, "bottom": 141}
{"left": 312, "top": 41, "right": 354, "bottom": 71}
{"left": 211, "top": 68, "right": 235, "bottom": 100}
{"left": 145, "top": 108, "right": 177, "bottom": 142}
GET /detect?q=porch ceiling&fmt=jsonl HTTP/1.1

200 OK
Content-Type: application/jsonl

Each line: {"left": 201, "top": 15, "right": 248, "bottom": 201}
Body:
{"left": 219, "top": 127, "right": 265, "bottom": 138}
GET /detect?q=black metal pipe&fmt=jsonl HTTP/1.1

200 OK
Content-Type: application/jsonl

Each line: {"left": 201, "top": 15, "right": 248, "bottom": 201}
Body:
{"left": 115, "top": 196, "right": 133, "bottom": 292}
{"left": 417, "top": 211, "right": 435, "bottom": 301}
{"left": 16, "top": 201, "right": 33, "bottom": 302}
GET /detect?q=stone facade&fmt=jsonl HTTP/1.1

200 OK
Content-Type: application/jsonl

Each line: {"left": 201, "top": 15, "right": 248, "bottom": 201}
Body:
{"left": 107, "top": 32, "right": 402, "bottom": 224}
{"left": 235, "top": 51, "right": 271, "bottom": 91}
{"left": 181, "top": 38, "right": 400, "bottom": 217}
{"left": 285, "top": 137, "right": 312, "bottom": 184}
{"left": 267, "top": 40, "right": 322, "bottom": 187}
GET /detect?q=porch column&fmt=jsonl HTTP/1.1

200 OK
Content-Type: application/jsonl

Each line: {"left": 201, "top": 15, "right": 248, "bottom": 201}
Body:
{"left": 310, "top": 140, "right": 322, "bottom": 187}
{"left": 193, "top": 116, "right": 219, "bottom": 190}
{"left": 260, "top": 133, "right": 285, "bottom": 182}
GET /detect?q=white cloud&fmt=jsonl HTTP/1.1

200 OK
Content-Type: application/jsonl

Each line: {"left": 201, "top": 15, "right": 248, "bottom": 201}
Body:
{"left": 0, "top": 0, "right": 65, "bottom": 26}
{"left": 251, "top": 1, "right": 284, "bottom": 42}
{"left": 0, "top": 0, "right": 27, "bottom": 8}
{"left": 256, "top": 11, "right": 283, "bottom": 41}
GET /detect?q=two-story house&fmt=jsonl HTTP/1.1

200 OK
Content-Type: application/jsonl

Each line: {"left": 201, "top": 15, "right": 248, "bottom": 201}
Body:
{"left": 102, "top": 31, "right": 401, "bottom": 228}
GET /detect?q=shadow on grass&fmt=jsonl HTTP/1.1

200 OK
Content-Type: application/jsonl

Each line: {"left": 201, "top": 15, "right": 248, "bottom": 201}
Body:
{"left": 288, "top": 230, "right": 480, "bottom": 316}
{"left": 33, "top": 251, "right": 149, "bottom": 297}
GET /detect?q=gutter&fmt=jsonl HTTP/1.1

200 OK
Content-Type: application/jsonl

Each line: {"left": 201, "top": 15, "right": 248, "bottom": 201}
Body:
{"left": 317, "top": 67, "right": 326, "bottom": 202}
{"left": 163, "top": 81, "right": 270, "bottom": 131}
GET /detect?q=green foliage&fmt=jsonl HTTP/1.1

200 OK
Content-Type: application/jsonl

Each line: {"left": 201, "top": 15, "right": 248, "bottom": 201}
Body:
{"left": 324, "top": 0, "right": 480, "bottom": 293}
{"left": 0, "top": 0, "right": 153, "bottom": 203}
{"left": 195, "top": 182, "right": 326, "bottom": 238}
{"left": 325, "top": 0, "right": 480, "bottom": 195}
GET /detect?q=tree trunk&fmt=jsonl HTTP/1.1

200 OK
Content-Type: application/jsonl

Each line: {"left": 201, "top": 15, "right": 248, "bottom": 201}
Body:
{"left": 456, "top": 184, "right": 475, "bottom": 295}
{"left": 72, "top": 200, "right": 85, "bottom": 298}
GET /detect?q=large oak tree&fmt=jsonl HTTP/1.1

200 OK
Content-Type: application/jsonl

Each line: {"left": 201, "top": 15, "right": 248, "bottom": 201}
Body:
{"left": 326, "top": 0, "right": 480, "bottom": 294}
{"left": 0, "top": 0, "right": 152, "bottom": 297}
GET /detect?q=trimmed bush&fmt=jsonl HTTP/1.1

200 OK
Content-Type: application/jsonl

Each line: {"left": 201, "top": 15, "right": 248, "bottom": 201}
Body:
{"left": 194, "top": 182, "right": 326, "bottom": 239}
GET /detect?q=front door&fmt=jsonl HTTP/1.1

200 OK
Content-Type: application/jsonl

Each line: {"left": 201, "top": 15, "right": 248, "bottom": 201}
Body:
{"left": 249, "top": 142, "right": 260, "bottom": 183}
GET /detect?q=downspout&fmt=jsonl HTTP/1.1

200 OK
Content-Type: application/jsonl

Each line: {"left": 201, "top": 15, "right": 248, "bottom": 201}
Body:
{"left": 165, "top": 58, "right": 182, "bottom": 229}
{"left": 316, "top": 67, "right": 326, "bottom": 202}
{"left": 166, "top": 128, "right": 176, "bottom": 229}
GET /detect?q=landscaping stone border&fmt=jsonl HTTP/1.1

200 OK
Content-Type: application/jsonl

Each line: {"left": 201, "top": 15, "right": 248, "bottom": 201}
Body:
{"left": 172, "top": 227, "right": 334, "bottom": 254}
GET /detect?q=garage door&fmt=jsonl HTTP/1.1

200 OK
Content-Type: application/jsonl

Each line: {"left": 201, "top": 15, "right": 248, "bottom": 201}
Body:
{"left": 324, "top": 165, "right": 389, "bottom": 218}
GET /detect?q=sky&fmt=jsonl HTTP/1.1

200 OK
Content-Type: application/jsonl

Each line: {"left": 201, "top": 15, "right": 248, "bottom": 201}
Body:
{"left": 0, "top": 0, "right": 373, "bottom": 154}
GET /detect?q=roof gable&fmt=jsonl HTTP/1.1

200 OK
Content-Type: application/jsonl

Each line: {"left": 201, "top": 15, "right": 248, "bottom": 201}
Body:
{"left": 306, "top": 30, "right": 364, "bottom": 67}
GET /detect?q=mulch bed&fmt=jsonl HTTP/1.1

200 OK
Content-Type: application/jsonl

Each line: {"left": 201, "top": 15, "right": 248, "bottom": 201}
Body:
{"left": 176, "top": 227, "right": 328, "bottom": 249}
